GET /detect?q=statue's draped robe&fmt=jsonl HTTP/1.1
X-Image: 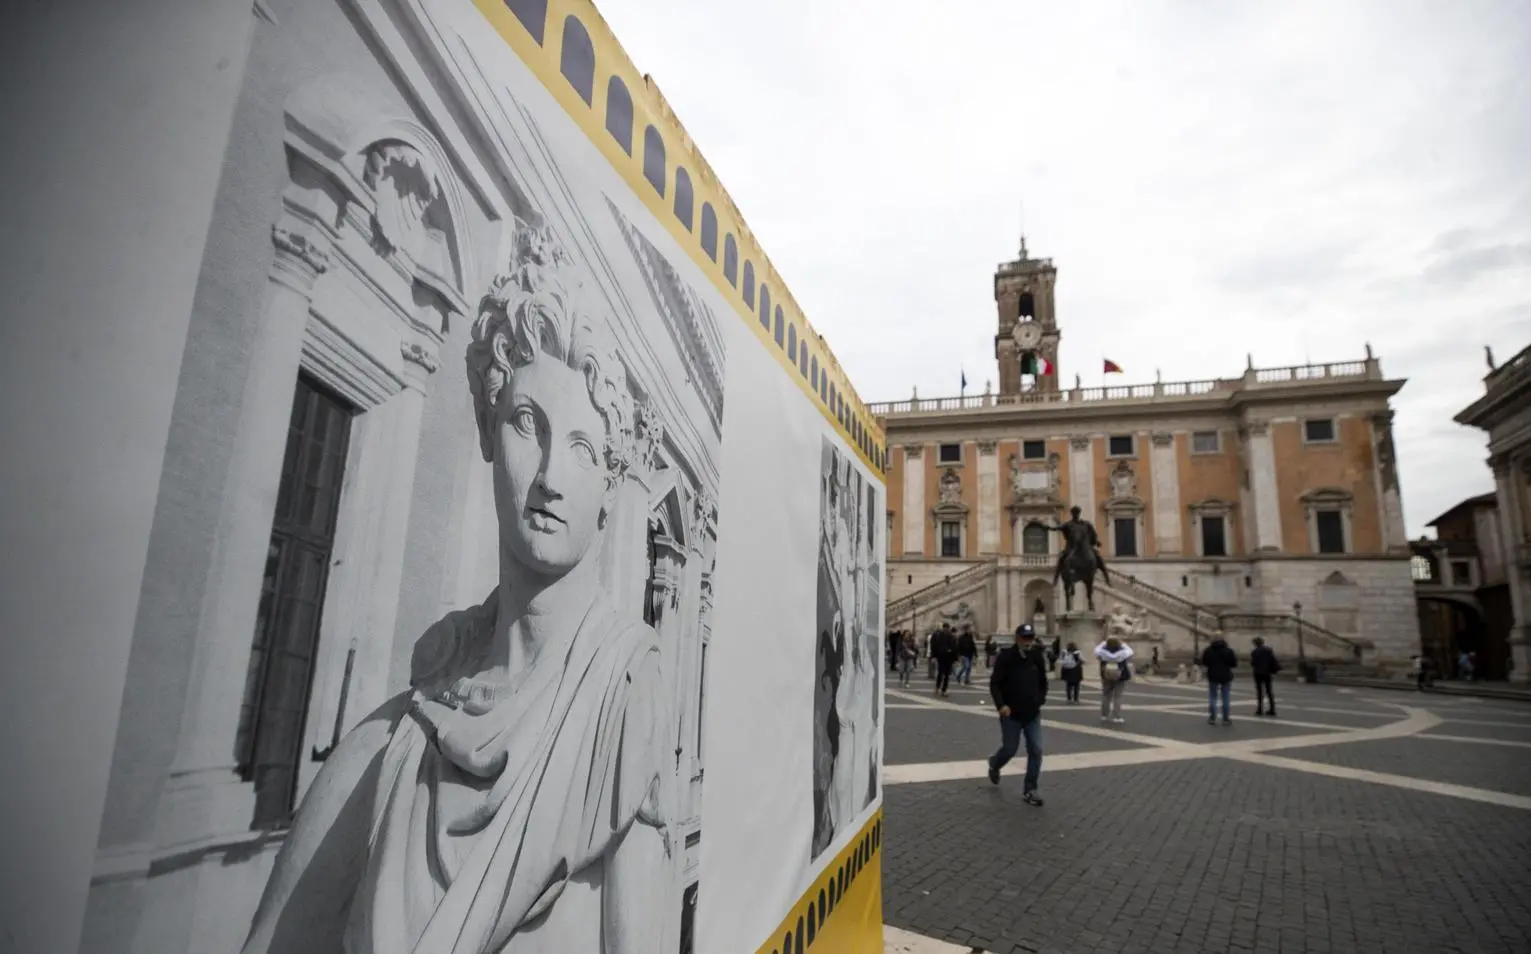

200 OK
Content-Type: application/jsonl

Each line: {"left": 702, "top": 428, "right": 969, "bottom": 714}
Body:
{"left": 337, "top": 590, "right": 669, "bottom": 953}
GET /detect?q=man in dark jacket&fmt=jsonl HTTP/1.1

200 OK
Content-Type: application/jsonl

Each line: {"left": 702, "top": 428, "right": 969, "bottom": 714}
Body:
{"left": 956, "top": 628, "right": 978, "bottom": 685}
{"left": 1201, "top": 636, "right": 1238, "bottom": 725}
{"left": 988, "top": 624, "right": 1049, "bottom": 805}
{"left": 1250, "top": 636, "right": 1280, "bottom": 717}
{"left": 931, "top": 624, "right": 958, "bottom": 696}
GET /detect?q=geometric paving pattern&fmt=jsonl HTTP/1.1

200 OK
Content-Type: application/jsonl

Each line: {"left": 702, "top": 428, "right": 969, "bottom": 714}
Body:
{"left": 881, "top": 671, "right": 1531, "bottom": 953}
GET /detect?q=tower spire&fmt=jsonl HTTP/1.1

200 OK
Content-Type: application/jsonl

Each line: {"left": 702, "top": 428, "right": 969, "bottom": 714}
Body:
{"left": 1018, "top": 198, "right": 1027, "bottom": 259}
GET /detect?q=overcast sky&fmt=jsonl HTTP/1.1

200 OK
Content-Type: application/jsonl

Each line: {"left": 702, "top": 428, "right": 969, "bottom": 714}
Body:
{"left": 596, "top": 0, "right": 1530, "bottom": 537}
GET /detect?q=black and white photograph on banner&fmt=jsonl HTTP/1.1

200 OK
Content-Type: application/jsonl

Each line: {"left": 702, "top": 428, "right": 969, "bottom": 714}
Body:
{"left": 812, "top": 437, "right": 883, "bottom": 861}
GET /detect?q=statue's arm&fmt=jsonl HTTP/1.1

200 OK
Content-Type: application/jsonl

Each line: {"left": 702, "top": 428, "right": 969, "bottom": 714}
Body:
{"left": 240, "top": 692, "right": 409, "bottom": 954}
{"left": 604, "top": 813, "right": 670, "bottom": 952}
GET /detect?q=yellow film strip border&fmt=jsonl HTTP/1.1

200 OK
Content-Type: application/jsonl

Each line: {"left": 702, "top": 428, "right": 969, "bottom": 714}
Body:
{"left": 472, "top": 0, "right": 887, "bottom": 478}
{"left": 755, "top": 810, "right": 885, "bottom": 954}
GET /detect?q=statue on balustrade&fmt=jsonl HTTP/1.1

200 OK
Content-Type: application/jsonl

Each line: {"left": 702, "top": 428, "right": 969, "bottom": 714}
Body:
{"left": 1049, "top": 505, "right": 1111, "bottom": 612}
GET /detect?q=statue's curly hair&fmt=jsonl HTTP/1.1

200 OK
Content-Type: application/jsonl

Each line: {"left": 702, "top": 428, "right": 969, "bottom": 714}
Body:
{"left": 466, "top": 221, "right": 636, "bottom": 484}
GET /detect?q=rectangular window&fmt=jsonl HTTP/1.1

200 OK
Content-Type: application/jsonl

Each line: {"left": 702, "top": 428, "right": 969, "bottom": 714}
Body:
{"left": 1022, "top": 439, "right": 1046, "bottom": 460}
{"left": 1315, "top": 509, "right": 1346, "bottom": 553}
{"left": 1108, "top": 434, "right": 1135, "bottom": 457}
{"left": 237, "top": 374, "right": 353, "bottom": 829}
{"left": 1451, "top": 561, "right": 1472, "bottom": 587}
{"left": 1304, "top": 418, "right": 1337, "bottom": 443}
{"left": 938, "top": 443, "right": 962, "bottom": 464}
{"left": 1191, "top": 430, "right": 1220, "bottom": 454}
{"left": 940, "top": 521, "right": 961, "bottom": 557}
{"left": 1113, "top": 517, "right": 1138, "bottom": 557}
{"left": 1201, "top": 516, "right": 1227, "bottom": 557}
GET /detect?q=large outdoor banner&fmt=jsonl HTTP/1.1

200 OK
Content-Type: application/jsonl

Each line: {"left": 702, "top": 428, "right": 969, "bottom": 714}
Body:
{"left": 149, "top": 1, "right": 893, "bottom": 952}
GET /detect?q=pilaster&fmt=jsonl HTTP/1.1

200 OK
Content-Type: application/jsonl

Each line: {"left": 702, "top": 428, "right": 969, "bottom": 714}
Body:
{"left": 1068, "top": 436, "right": 1094, "bottom": 519}
{"left": 1370, "top": 411, "right": 1409, "bottom": 553}
{"left": 1244, "top": 421, "right": 1282, "bottom": 551}
{"left": 903, "top": 445, "right": 925, "bottom": 555}
{"left": 1493, "top": 457, "right": 1531, "bottom": 683}
{"left": 977, "top": 440, "right": 1000, "bottom": 553}
{"left": 1149, "top": 431, "right": 1182, "bottom": 554}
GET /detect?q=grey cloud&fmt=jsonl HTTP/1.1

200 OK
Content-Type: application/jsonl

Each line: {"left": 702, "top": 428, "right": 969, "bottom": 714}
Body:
{"left": 1419, "top": 240, "right": 1531, "bottom": 290}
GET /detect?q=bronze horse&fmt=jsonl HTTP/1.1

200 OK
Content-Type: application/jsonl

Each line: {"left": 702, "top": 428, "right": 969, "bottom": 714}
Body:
{"left": 1051, "top": 509, "right": 1112, "bottom": 612}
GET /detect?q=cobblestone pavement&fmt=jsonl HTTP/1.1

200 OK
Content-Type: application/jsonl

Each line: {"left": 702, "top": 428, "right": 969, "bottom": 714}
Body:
{"left": 880, "top": 669, "right": 1531, "bottom": 954}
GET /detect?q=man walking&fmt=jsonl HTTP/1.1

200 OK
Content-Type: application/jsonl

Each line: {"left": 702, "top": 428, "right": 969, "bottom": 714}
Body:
{"left": 1250, "top": 636, "right": 1280, "bottom": 717}
{"left": 988, "top": 624, "right": 1049, "bottom": 806}
{"left": 931, "top": 623, "right": 958, "bottom": 696}
{"left": 1201, "top": 635, "right": 1238, "bottom": 725}
{"left": 956, "top": 627, "right": 978, "bottom": 685}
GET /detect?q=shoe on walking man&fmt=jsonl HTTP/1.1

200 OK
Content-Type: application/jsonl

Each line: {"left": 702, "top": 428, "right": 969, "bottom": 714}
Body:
{"left": 1250, "top": 636, "right": 1281, "bottom": 716}
{"left": 987, "top": 624, "right": 1049, "bottom": 806}
{"left": 1201, "top": 635, "right": 1238, "bottom": 725}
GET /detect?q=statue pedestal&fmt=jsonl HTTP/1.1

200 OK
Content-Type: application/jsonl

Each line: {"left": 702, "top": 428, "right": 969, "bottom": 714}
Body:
{"left": 1056, "top": 612, "right": 1106, "bottom": 651}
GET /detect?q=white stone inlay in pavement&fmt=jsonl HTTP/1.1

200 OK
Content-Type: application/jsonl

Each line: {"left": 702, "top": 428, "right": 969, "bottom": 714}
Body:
{"left": 1227, "top": 752, "right": 1531, "bottom": 812}
{"left": 1416, "top": 732, "right": 1531, "bottom": 749}
{"left": 884, "top": 924, "right": 985, "bottom": 953}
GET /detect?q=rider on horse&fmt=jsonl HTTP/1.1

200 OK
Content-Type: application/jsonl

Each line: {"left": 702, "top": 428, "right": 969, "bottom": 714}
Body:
{"left": 1050, "top": 506, "right": 1110, "bottom": 584}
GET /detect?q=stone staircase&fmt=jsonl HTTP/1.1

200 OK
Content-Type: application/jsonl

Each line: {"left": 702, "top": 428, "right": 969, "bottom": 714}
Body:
{"left": 886, "top": 561, "right": 995, "bottom": 632}
{"left": 1092, "top": 573, "right": 1373, "bottom": 670}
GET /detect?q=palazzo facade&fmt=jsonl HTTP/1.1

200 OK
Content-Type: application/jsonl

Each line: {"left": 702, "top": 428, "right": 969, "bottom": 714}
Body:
{"left": 874, "top": 242, "right": 1422, "bottom": 672}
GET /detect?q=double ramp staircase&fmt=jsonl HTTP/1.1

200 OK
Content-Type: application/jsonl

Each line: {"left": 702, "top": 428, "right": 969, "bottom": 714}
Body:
{"left": 887, "top": 557, "right": 1376, "bottom": 675}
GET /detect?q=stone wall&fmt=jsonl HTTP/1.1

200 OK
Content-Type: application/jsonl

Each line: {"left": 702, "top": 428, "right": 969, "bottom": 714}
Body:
{"left": 1251, "top": 558, "right": 1420, "bottom": 668}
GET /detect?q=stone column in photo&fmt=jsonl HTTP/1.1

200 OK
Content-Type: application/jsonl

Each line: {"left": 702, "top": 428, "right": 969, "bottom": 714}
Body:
{"left": 1370, "top": 411, "right": 1410, "bottom": 553}
{"left": 1245, "top": 421, "right": 1283, "bottom": 551}
{"left": 0, "top": 4, "right": 259, "bottom": 949}
{"left": 157, "top": 220, "right": 336, "bottom": 847}
{"left": 1493, "top": 456, "right": 1531, "bottom": 683}
{"left": 1150, "top": 431, "right": 1183, "bottom": 554}
{"left": 903, "top": 445, "right": 925, "bottom": 554}
{"left": 978, "top": 440, "right": 1001, "bottom": 554}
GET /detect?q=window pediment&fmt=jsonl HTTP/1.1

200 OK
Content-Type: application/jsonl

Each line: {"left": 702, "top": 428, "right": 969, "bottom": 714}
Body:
{"left": 1189, "top": 497, "right": 1236, "bottom": 517}
{"left": 1102, "top": 495, "right": 1146, "bottom": 516}
{"left": 1301, "top": 487, "right": 1354, "bottom": 507}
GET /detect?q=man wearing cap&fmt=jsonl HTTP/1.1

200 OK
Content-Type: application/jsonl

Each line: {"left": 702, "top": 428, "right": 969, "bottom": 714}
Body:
{"left": 987, "top": 623, "right": 1050, "bottom": 805}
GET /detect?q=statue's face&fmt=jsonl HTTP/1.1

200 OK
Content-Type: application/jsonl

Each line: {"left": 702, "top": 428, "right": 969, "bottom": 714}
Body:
{"left": 492, "top": 357, "right": 611, "bottom": 577}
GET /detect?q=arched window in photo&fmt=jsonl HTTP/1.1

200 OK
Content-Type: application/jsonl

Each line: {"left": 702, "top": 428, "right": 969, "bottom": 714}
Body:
{"left": 798, "top": 342, "right": 809, "bottom": 377}
{"left": 773, "top": 305, "right": 785, "bottom": 345}
{"left": 506, "top": 0, "right": 548, "bottom": 44}
{"left": 742, "top": 262, "right": 755, "bottom": 307}
{"left": 673, "top": 167, "right": 694, "bottom": 231}
{"left": 643, "top": 125, "right": 665, "bottom": 196}
{"left": 810, "top": 355, "right": 819, "bottom": 388}
{"left": 1022, "top": 521, "right": 1049, "bottom": 555}
{"left": 759, "top": 285, "right": 772, "bottom": 331}
{"left": 723, "top": 234, "right": 738, "bottom": 285}
{"left": 700, "top": 203, "right": 718, "bottom": 260}
{"left": 604, "top": 76, "right": 633, "bottom": 154}
{"left": 558, "top": 16, "right": 595, "bottom": 105}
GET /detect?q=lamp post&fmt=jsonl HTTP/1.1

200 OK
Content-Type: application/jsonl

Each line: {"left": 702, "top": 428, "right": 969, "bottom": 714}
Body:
{"left": 1293, "top": 600, "right": 1307, "bottom": 676}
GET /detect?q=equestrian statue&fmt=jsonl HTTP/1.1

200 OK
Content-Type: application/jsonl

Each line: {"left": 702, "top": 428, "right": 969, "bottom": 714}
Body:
{"left": 1049, "top": 505, "right": 1111, "bottom": 612}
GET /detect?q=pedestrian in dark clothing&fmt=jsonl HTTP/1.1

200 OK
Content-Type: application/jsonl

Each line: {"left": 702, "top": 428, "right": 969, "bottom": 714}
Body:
{"left": 1250, "top": 636, "right": 1280, "bottom": 717}
{"left": 988, "top": 624, "right": 1049, "bottom": 805}
{"left": 956, "top": 629, "right": 978, "bottom": 685}
{"left": 1201, "top": 637, "right": 1238, "bottom": 725}
{"left": 931, "top": 624, "right": 958, "bottom": 696}
{"left": 1058, "top": 642, "right": 1084, "bottom": 703}
{"left": 984, "top": 635, "right": 998, "bottom": 670}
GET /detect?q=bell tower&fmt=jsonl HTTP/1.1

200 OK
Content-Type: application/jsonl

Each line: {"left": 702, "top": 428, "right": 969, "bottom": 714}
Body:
{"left": 994, "top": 236, "right": 1060, "bottom": 397}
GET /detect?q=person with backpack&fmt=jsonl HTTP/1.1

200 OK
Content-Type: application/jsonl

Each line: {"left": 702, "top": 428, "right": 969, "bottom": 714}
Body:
{"left": 1201, "top": 635, "right": 1239, "bottom": 725}
{"left": 987, "top": 624, "right": 1049, "bottom": 805}
{"left": 898, "top": 632, "right": 918, "bottom": 688}
{"left": 1250, "top": 636, "right": 1281, "bottom": 717}
{"left": 1058, "top": 641, "right": 1084, "bottom": 703}
{"left": 1094, "top": 636, "right": 1134, "bottom": 725}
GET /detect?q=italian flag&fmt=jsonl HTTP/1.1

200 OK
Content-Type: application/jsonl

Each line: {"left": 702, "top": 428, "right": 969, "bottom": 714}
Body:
{"left": 1021, "top": 354, "right": 1052, "bottom": 375}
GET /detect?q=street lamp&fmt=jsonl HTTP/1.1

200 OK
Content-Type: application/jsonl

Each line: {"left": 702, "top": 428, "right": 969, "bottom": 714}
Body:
{"left": 1293, "top": 600, "right": 1307, "bottom": 671}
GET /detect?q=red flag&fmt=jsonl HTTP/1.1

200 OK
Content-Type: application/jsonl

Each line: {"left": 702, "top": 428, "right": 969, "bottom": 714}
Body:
{"left": 1103, "top": 359, "right": 1124, "bottom": 374}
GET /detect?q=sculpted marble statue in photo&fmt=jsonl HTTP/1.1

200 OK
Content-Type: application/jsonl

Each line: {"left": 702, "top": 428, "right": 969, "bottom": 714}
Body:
{"left": 241, "top": 223, "right": 673, "bottom": 953}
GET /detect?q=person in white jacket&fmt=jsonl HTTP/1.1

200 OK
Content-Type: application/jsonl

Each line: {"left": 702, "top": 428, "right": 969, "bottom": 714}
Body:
{"left": 1095, "top": 636, "right": 1135, "bottom": 724}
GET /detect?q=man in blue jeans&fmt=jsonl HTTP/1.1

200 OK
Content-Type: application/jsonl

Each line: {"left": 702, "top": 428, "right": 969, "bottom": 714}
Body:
{"left": 1201, "top": 635, "right": 1238, "bottom": 726}
{"left": 987, "top": 624, "right": 1050, "bottom": 805}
